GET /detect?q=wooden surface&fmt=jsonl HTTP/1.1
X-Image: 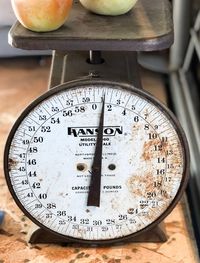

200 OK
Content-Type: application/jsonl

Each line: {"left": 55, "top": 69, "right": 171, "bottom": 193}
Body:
{"left": 9, "top": 0, "right": 173, "bottom": 51}
{"left": 0, "top": 57, "right": 199, "bottom": 263}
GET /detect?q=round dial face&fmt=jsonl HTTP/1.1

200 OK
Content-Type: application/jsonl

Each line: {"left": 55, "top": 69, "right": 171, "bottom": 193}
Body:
{"left": 4, "top": 81, "right": 188, "bottom": 243}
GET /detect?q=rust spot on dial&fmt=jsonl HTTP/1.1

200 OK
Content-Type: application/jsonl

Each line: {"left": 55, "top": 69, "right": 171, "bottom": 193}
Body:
{"left": 8, "top": 158, "right": 18, "bottom": 171}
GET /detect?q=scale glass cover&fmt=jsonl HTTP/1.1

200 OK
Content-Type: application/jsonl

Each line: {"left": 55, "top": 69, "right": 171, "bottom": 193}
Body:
{"left": 4, "top": 80, "right": 189, "bottom": 244}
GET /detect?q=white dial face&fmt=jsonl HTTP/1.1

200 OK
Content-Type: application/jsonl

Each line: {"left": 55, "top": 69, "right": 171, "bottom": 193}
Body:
{"left": 6, "top": 82, "right": 186, "bottom": 242}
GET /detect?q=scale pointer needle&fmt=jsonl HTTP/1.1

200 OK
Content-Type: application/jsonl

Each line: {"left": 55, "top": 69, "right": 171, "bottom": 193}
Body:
{"left": 87, "top": 96, "right": 105, "bottom": 207}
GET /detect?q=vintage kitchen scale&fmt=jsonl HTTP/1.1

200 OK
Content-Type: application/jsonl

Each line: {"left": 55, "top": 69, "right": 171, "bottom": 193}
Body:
{"left": 4, "top": 0, "right": 189, "bottom": 245}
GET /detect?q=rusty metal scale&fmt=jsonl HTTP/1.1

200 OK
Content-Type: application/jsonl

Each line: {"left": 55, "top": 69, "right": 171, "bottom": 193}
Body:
{"left": 4, "top": 0, "right": 189, "bottom": 245}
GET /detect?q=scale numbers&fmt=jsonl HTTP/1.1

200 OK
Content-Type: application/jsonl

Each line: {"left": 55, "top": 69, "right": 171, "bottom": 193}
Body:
{"left": 4, "top": 81, "right": 189, "bottom": 243}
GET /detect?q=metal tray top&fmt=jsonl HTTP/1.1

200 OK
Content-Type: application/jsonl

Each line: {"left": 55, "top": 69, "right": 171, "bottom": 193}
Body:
{"left": 9, "top": 0, "right": 173, "bottom": 51}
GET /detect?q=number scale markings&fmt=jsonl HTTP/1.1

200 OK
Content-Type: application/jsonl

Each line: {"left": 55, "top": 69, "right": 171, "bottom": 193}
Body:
{"left": 5, "top": 83, "right": 187, "bottom": 242}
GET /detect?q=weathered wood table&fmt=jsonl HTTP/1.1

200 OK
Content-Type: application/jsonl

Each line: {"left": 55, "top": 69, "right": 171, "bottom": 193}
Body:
{"left": 5, "top": 0, "right": 199, "bottom": 262}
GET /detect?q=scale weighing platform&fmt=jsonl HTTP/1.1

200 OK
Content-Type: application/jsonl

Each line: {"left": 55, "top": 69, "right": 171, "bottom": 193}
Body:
{"left": 4, "top": 0, "right": 191, "bottom": 247}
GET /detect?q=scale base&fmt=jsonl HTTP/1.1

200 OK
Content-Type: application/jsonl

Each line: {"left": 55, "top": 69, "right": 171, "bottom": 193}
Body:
{"left": 27, "top": 223, "right": 167, "bottom": 245}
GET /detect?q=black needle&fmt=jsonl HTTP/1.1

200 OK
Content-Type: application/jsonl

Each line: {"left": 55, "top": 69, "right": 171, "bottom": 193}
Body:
{"left": 87, "top": 96, "right": 105, "bottom": 207}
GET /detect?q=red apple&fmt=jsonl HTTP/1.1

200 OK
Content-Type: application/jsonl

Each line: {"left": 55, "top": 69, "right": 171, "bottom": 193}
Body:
{"left": 11, "top": 0, "right": 73, "bottom": 32}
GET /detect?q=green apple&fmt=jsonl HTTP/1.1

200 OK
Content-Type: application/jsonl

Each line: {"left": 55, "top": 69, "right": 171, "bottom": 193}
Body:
{"left": 79, "top": 0, "right": 138, "bottom": 16}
